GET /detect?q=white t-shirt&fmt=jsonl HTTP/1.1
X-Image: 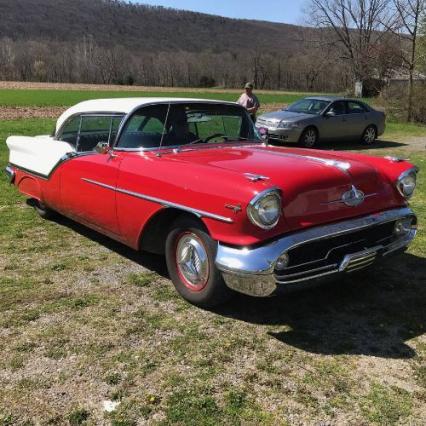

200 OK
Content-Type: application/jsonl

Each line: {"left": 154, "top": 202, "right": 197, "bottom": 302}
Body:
{"left": 237, "top": 93, "right": 260, "bottom": 110}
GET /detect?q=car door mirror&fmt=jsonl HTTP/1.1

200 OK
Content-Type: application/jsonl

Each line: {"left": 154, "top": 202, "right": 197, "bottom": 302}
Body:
{"left": 95, "top": 141, "right": 109, "bottom": 154}
{"left": 325, "top": 111, "right": 336, "bottom": 118}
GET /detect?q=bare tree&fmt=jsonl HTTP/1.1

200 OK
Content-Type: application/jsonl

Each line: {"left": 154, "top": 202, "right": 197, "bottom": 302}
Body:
{"left": 308, "top": 0, "right": 393, "bottom": 93}
{"left": 384, "top": 0, "right": 425, "bottom": 121}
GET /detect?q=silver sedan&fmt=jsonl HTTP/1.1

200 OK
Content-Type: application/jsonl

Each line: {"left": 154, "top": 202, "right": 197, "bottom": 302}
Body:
{"left": 256, "top": 96, "right": 386, "bottom": 148}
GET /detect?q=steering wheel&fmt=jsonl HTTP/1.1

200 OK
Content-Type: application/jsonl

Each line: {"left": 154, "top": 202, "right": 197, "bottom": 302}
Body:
{"left": 204, "top": 133, "right": 228, "bottom": 143}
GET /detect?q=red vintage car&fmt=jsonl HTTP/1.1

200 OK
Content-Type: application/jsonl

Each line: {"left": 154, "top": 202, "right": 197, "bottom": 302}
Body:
{"left": 6, "top": 98, "right": 418, "bottom": 307}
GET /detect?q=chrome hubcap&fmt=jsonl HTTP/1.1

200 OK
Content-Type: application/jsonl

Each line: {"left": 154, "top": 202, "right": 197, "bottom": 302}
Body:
{"left": 364, "top": 128, "right": 376, "bottom": 143}
{"left": 304, "top": 130, "right": 316, "bottom": 146}
{"left": 176, "top": 233, "right": 209, "bottom": 289}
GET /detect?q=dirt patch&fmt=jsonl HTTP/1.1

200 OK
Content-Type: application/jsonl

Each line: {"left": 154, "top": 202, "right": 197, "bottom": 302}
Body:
{"left": 0, "top": 107, "right": 66, "bottom": 120}
{"left": 0, "top": 80, "right": 299, "bottom": 95}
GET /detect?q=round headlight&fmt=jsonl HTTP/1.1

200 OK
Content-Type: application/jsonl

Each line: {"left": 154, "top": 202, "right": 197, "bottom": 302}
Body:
{"left": 247, "top": 189, "right": 281, "bottom": 230}
{"left": 397, "top": 169, "right": 417, "bottom": 199}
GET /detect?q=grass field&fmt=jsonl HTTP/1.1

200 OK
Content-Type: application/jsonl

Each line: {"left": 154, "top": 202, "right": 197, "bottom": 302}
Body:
{"left": 0, "top": 89, "right": 425, "bottom": 424}
{"left": 0, "top": 88, "right": 310, "bottom": 107}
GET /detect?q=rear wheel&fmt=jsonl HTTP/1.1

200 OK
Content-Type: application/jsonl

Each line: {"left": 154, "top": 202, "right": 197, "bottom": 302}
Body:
{"left": 299, "top": 127, "right": 318, "bottom": 148}
{"left": 165, "top": 217, "right": 232, "bottom": 307}
{"left": 31, "top": 199, "right": 57, "bottom": 220}
{"left": 361, "top": 125, "right": 377, "bottom": 145}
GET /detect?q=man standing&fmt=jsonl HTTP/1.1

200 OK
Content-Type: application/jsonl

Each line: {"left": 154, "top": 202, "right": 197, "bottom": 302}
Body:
{"left": 237, "top": 82, "right": 260, "bottom": 122}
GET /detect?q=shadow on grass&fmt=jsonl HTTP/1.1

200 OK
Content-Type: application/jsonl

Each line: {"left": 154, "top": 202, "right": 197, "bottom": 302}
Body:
{"left": 52, "top": 215, "right": 169, "bottom": 278}
{"left": 320, "top": 138, "right": 408, "bottom": 151}
{"left": 215, "top": 253, "right": 425, "bottom": 359}
{"left": 52, "top": 215, "right": 424, "bottom": 359}
{"left": 270, "top": 138, "right": 408, "bottom": 151}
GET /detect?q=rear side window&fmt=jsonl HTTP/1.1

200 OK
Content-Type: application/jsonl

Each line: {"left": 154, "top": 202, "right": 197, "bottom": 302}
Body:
{"left": 59, "top": 116, "right": 81, "bottom": 146}
{"left": 78, "top": 116, "right": 112, "bottom": 152}
{"left": 347, "top": 101, "right": 369, "bottom": 114}
{"left": 57, "top": 114, "right": 124, "bottom": 152}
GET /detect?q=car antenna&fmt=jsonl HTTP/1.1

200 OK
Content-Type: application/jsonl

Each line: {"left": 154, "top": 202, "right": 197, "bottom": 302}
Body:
{"left": 156, "top": 103, "right": 171, "bottom": 157}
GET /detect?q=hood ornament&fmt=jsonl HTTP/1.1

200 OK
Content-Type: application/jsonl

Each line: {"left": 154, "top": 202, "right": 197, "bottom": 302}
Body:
{"left": 342, "top": 185, "right": 365, "bottom": 207}
{"left": 244, "top": 173, "right": 270, "bottom": 182}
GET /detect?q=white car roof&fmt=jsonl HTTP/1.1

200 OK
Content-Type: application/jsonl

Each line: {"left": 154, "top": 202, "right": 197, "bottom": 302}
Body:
{"left": 56, "top": 97, "right": 239, "bottom": 133}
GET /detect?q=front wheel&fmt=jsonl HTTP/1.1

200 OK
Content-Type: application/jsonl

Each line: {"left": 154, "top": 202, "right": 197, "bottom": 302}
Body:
{"left": 299, "top": 127, "right": 318, "bottom": 148}
{"left": 361, "top": 125, "right": 377, "bottom": 145}
{"left": 165, "top": 217, "right": 232, "bottom": 307}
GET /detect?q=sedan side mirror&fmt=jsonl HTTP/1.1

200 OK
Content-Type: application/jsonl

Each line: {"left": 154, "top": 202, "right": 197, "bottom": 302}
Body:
{"left": 95, "top": 141, "right": 110, "bottom": 154}
{"left": 325, "top": 111, "right": 336, "bottom": 118}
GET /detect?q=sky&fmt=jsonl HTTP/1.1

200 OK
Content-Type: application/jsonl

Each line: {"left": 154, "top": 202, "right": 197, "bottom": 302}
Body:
{"left": 131, "top": 1, "right": 306, "bottom": 25}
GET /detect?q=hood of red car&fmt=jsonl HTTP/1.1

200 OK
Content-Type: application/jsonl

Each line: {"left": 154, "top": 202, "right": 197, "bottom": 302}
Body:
{"left": 166, "top": 143, "right": 402, "bottom": 230}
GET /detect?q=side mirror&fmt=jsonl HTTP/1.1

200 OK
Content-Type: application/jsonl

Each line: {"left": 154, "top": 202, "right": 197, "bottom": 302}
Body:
{"left": 325, "top": 111, "right": 336, "bottom": 118}
{"left": 95, "top": 141, "right": 109, "bottom": 154}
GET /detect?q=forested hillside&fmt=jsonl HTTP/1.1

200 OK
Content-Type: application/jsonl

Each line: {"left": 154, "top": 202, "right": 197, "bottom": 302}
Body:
{"left": 0, "top": 0, "right": 350, "bottom": 90}
{"left": 1, "top": 0, "right": 304, "bottom": 53}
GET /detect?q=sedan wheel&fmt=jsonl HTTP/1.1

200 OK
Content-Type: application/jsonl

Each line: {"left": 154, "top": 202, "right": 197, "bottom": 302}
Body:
{"left": 361, "top": 126, "right": 377, "bottom": 145}
{"left": 299, "top": 127, "right": 318, "bottom": 148}
{"left": 165, "top": 217, "right": 232, "bottom": 307}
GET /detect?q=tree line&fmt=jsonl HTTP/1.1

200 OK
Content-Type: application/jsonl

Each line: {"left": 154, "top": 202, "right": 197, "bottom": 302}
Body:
{"left": 0, "top": 35, "right": 352, "bottom": 92}
{"left": 0, "top": 0, "right": 425, "bottom": 120}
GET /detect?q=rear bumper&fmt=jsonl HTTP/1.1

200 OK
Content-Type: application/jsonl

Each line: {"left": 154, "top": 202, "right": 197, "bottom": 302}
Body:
{"left": 215, "top": 207, "right": 417, "bottom": 297}
{"left": 5, "top": 165, "right": 15, "bottom": 184}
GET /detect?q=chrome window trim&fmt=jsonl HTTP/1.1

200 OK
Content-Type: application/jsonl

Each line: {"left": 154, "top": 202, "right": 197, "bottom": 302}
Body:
{"left": 81, "top": 178, "right": 233, "bottom": 224}
{"left": 112, "top": 141, "right": 260, "bottom": 153}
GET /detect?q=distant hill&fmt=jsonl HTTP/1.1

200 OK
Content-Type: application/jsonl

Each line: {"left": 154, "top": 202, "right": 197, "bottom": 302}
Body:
{"left": 0, "top": 0, "right": 347, "bottom": 91}
{"left": 0, "top": 0, "right": 311, "bottom": 55}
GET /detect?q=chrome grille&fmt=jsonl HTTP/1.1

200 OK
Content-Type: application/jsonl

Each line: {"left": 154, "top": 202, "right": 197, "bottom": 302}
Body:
{"left": 340, "top": 250, "right": 378, "bottom": 273}
{"left": 274, "top": 220, "right": 400, "bottom": 284}
{"left": 256, "top": 119, "right": 276, "bottom": 127}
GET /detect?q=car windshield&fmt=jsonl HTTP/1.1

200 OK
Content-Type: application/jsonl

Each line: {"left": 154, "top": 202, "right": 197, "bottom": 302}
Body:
{"left": 117, "top": 102, "right": 261, "bottom": 150}
{"left": 286, "top": 99, "right": 330, "bottom": 115}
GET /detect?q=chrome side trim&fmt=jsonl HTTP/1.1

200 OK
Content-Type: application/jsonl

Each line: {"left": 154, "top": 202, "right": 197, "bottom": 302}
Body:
{"left": 10, "top": 152, "right": 91, "bottom": 181}
{"left": 5, "top": 165, "right": 15, "bottom": 183}
{"left": 81, "top": 178, "right": 233, "bottom": 224}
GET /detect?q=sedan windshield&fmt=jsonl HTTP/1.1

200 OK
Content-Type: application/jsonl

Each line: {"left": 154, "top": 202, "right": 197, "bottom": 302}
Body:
{"left": 117, "top": 103, "right": 261, "bottom": 150}
{"left": 286, "top": 99, "right": 330, "bottom": 115}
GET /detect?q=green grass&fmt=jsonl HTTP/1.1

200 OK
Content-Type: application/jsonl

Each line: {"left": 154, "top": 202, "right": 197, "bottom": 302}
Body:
{"left": 0, "top": 116, "right": 425, "bottom": 424}
{"left": 0, "top": 88, "right": 309, "bottom": 107}
{"left": 384, "top": 121, "right": 426, "bottom": 139}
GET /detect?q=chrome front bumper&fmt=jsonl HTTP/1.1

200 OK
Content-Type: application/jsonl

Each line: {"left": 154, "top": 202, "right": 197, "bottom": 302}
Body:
{"left": 215, "top": 207, "right": 417, "bottom": 297}
{"left": 255, "top": 124, "right": 302, "bottom": 143}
